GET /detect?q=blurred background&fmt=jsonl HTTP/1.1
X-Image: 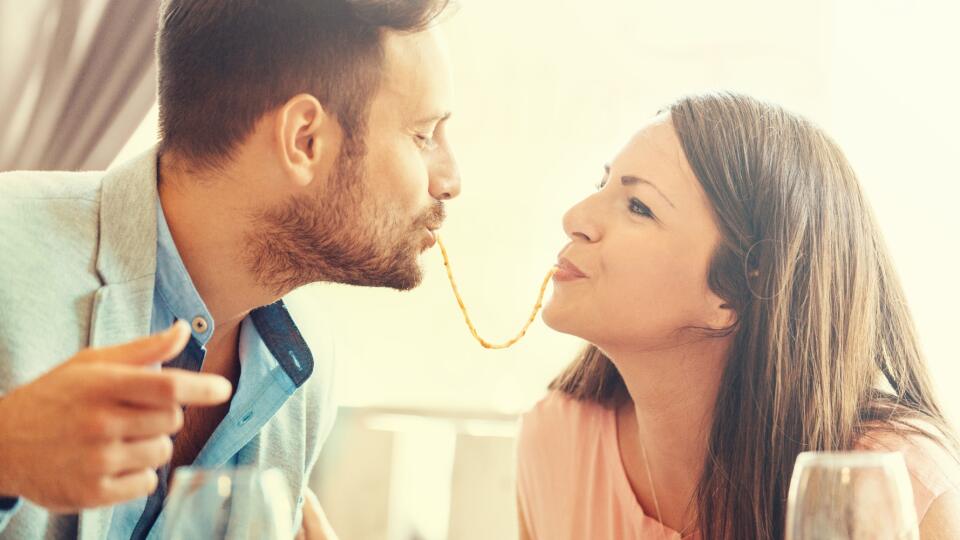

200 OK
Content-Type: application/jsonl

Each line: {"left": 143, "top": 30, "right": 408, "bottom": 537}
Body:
{"left": 2, "top": 0, "right": 959, "bottom": 538}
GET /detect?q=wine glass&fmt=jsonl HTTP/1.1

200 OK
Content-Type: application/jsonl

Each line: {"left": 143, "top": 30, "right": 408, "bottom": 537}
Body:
{"left": 161, "top": 466, "right": 294, "bottom": 540}
{"left": 785, "top": 451, "right": 919, "bottom": 540}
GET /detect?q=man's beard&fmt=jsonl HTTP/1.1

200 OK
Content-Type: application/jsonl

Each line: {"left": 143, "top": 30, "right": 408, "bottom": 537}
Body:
{"left": 244, "top": 140, "right": 445, "bottom": 296}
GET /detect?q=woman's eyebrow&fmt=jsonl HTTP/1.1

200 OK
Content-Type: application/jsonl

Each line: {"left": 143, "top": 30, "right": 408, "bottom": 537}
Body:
{"left": 605, "top": 164, "right": 676, "bottom": 209}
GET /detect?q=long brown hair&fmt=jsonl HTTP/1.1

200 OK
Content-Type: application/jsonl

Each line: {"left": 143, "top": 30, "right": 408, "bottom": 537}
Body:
{"left": 550, "top": 92, "right": 955, "bottom": 538}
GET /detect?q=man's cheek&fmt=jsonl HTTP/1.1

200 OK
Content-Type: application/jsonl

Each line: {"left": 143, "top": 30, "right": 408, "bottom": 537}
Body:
{"left": 395, "top": 182, "right": 429, "bottom": 219}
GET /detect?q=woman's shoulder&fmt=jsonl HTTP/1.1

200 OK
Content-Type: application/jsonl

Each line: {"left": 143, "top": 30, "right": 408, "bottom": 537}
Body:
{"left": 519, "top": 390, "right": 611, "bottom": 444}
{"left": 516, "top": 390, "right": 615, "bottom": 473}
{"left": 516, "top": 390, "right": 617, "bottom": 521}
{"left": 858, "top": 422, "right": 960, "bottom": 519}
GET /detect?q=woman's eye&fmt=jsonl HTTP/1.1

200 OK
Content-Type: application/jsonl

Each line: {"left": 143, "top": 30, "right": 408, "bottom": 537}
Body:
{"left": 595, "top": 177, "right": 608, "bottom": 191}
{"left": 629, "top": 197, "right": 653, "bottom": 218}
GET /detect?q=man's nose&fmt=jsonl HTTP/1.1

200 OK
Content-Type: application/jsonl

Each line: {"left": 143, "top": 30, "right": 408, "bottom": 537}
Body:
{"left": 429, "top": 144, "right": 461, "bottom": 201}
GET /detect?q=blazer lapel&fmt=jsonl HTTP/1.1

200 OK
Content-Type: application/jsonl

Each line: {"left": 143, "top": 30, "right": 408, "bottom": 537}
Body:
{"left": 79, "top": 147, "right": 160, "bottom": 540}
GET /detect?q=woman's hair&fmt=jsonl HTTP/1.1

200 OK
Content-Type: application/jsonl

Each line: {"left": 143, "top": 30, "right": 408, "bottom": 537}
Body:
{"left": 550, "top": 91, "right": 955, "bottom": 538}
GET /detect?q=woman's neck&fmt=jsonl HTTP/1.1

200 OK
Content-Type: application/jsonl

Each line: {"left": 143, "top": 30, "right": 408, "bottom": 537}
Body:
{"left": 604, "top": 335, "right": 731, "bottom": 532}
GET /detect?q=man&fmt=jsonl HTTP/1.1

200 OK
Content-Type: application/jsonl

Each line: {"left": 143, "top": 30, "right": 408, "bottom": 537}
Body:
{"left": 0, "top": 0, "right": 459, "bottom": 537}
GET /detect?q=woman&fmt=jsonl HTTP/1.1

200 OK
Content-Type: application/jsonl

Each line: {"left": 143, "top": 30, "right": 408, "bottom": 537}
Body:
{"left": 517, "top": 92, "right": 960, "bottom": 538}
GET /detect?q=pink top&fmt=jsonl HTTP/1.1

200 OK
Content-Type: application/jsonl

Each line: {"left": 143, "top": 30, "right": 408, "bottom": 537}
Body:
{"left": 516, "top": 391, "right": 960, "bottom": 539}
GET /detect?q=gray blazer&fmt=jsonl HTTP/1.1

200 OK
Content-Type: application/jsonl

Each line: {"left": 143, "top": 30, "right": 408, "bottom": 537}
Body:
{"left": 0, "top": 149, "right": 336, "bottom": 539}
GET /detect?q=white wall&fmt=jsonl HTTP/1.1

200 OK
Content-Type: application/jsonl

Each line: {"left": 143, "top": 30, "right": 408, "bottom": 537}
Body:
{"left": 827, "top": 0, "right": 960, "bottom": 421}
{"left": 114, "top": 0, "right": 960, "bottom": 419}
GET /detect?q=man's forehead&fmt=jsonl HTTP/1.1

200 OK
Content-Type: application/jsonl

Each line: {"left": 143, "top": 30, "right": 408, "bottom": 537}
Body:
{"left": 379, "top": 29, "right": 453, "bottom": 119}
{"left": 382, "top": 28, "right": 446, "bottom": 73}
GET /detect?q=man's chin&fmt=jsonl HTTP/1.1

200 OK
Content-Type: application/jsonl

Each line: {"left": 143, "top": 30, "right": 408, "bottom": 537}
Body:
{"left": 355, "top": 257, "right": 424, "bottom": 291}
{"left": 385, "top": 268, "right": 423, "bottom": 291}
{"left": 310, "top": 243, "right": 426, "bottom": 291}
{"left": 388, "top": 246, "right": 429, "bottom": 290}
{"left": 390, "top": 259, "right": 425, "bottom": 291}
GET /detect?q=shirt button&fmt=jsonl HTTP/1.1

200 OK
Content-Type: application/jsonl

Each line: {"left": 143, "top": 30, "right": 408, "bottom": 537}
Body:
{"left": 192, "top": 316, "right": 209, "bottom": 334}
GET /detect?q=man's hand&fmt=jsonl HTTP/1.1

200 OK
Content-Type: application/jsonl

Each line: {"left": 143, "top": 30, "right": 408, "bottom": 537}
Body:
{"left": 296, "top": 487, "right": 338, "bottom": 540}
{"left": 0, "top": 321, "right": 232, "bottom": 512}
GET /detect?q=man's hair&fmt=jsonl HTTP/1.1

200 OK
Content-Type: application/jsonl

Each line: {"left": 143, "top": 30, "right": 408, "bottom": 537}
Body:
{"left": 157, "top": 0, "right": 450, "bottom": 165}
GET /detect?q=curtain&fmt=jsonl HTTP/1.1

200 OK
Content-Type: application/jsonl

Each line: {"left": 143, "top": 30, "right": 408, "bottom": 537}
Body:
{"left": 0, "top": 0, "right": 159, "bottom": 171}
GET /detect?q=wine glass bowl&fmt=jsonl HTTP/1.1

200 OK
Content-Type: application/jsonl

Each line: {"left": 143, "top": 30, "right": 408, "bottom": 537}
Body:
{"left": 161, "top": 466, "right": 294, "bottom": 540}
{"left": 785, "top": 451, "right": 919, "bottom": 540}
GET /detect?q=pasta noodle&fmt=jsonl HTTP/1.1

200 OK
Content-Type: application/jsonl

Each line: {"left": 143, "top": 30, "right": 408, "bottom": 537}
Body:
{"left": 436, "top": 235, "right": 557, "bottom": 349}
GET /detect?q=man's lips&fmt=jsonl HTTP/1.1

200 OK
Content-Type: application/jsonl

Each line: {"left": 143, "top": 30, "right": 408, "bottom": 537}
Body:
{"left": 554, "top": 257, "right": 588, "bottom": 281}
{"left": 423, "top": 224, "right": 441, "bottom": 248}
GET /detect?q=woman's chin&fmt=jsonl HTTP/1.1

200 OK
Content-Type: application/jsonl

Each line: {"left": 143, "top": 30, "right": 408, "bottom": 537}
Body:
{"left": 542, "top": 301, "right": 585, "bottom": 338}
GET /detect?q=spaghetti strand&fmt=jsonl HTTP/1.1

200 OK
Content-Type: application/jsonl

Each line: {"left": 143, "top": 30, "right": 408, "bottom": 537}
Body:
{"left": 436, "top": 235, "right": 556, "bottom": 349}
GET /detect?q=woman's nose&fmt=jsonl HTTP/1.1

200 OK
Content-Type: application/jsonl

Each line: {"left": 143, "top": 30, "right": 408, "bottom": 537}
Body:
{"left": 562, "top": 194, "right": 601, "bottom": 243}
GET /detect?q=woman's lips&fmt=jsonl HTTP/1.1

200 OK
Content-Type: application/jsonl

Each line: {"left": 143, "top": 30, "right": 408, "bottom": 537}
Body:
{"left": 553, "top": 257, "right": 588, "bottom": 282}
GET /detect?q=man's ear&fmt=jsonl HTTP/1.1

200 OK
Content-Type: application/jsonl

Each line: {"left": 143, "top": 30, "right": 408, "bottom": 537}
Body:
{"left": 276, "top": 93, "right": 328, "bottom": 187}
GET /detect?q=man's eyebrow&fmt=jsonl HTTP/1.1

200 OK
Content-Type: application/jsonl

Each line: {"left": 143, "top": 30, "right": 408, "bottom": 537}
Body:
{"left": 415, "top": 111, "right": 452, "bottom": 125}
{"left": 604, "top": 164, "right": 676, "bottom": 209}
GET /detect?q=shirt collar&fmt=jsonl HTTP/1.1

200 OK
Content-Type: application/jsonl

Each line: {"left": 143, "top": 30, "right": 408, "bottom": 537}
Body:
{"left": 249, "top": 301, "right": 314, "bottom": 387}
{"left": 154, "top": 199, "right": 313, "bottom": 387}
{"left": 154, "top": 198, "right": 215, "bottom": 345}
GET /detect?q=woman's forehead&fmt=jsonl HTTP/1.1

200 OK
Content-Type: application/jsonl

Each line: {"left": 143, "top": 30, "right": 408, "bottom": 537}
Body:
{"left": 613, "top": 117, "right": 700, "bottom": 205}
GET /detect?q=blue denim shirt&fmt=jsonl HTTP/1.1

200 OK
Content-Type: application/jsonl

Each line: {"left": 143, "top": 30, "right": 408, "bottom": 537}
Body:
{"left": 106, "top": 200, "right": 319, "bottom": 540}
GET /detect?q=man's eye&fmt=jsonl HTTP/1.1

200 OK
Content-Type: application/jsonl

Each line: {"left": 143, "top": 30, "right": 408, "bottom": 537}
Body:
{"left": 595, "top": 177, "right": 608, "bottom": 191}
{"left": 415, "top": 134, "right": 437, "bottom": 150}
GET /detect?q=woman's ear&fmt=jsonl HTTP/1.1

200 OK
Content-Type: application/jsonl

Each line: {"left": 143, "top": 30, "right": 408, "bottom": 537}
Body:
{"left": 276, "top": 93, "right": 328, "bottom": 187}
{"left": 707, "top": 292, "right": 738, "bottom": 332}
